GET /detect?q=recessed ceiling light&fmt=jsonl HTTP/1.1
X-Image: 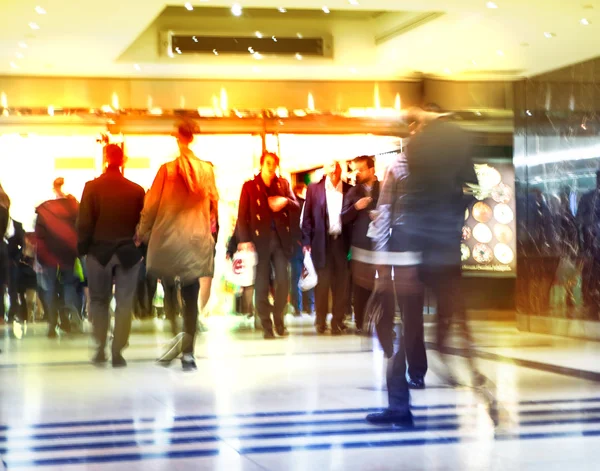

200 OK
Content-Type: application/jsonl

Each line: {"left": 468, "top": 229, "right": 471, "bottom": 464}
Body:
{"left": 581, "top": 18, "right": 591, "bottom": 25}
{"left": 18, "top": 42, "right": 28, "bottom": 49}
{"left": 272, "top": 36, "right": 278, "bottom": 42}
{"left": 486, "top": 1, "right": 498, "bottom": 8}
{"left": 10, "top": 62, "right": 19, "bottom": 69}
{"left": 192, "top": 36, "right": 198, "bottom": 42}
{"left": 295, "top": 53, "right": 303, "bottom": 60}
{"left": 15, "top": 52, "right": 24, "bottom": 59}
{"left": 278, "top": 7, "right": 287, "bottom": 13}
{"left": 175, "top": 47, "right": 182, "bottom": 54}
{"left": 231, "top": 3, "right": 242, "bottom": 16}
{"left": 471, "top": 59, "right": 478, "bottom": 66}
{"left": 496, "top": 50, "right": 504, "bottom": 56}
{"left": 35, "top": 6, "right": 46, "bottom": 14}
{"left": 255, "top": 31, "right": 263, "bottom": 38}
{"left": 184, "top": 2, "right": 193, "bottom": 11}
{"left": 544, "top": 32, "right": 556, "bottom": 38}
{"left": 252, "top": 66, "right": 260, "bottom": 73}
{"left": 443, "top": 68, "right": 452, "bottom": 74}
{"left": 349, "top": 67, "right": 357, "bottom": 74}
{"left": 134, "top": 64, "right": 141, "bottom": 70}
{"left": 322, "top": 6, "right": 330, "bottom": 14}
{"left": 28, "top": 22, "right": 40, "bottom": 30}
{"left": 253, "top": 52, "right": 263, "bottom": 60}
{"left": 526, "top": 110, "right": 532, "bottom": 116}
{"left": 297, "top": 33, "right": 303, "bottom": 38}
{"left": 348, "top": 0, "right": 359, "bottom": 5}
{"left": 213, "top": 49, "right": 219, "bottom": 55}
{"left": 248, "top": 47, "right": 255, "bottom": 53}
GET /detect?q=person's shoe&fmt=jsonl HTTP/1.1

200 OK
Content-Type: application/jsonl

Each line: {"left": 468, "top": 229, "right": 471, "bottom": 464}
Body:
{"left": 316, "top": 325, "right": 326, "bottom": 335}
{"left": 366, "top": 409, "right": 414, "bottom": 427}
{"left": 408, "top": 377, "right": 426, "bottom": 390}
{"left": 92, "top": 350, "right": 108, "bottom": 365}
{"left": 275, "top": 326, "right": 289, "bottom": 337}
{"left": 112, "top": 354, "right": 127, "bottom": 368}
{"left": 181, "top": 354, "right": 197, "bottom": 372}
{"left": 263, "top": 330, "right": 276, "bottom": 339}
{"left": 331, "top": 325, "right": 346, "bottom": 336}
{"left": 47, "top": 328, "right": 57, "bottom": 339}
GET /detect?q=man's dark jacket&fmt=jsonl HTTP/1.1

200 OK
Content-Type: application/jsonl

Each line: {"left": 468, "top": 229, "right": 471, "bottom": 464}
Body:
{"left": 301, "top": 177, "right": 352, "bottom": 270}
{"left": 341, "top": 180, "right": 380, "bottom": 251}
{"left": 237, "top": 174, "right": 299, "bottom": 259}
{"left": 77, "top": 167, "right": 145, "bottom": 268}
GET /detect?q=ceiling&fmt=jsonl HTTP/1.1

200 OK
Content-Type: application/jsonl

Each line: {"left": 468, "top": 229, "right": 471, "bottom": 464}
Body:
{"left": 0, "top": 0, "right": 599, "bottom": 81}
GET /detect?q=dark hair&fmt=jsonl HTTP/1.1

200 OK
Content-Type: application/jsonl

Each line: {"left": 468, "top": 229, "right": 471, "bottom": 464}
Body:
{"left": 260, "top": 151, "right": 280, "bottom": 167}
{"left": 353, "top": 155, "right": 375, "bottom": 169}
{"left": 176, "top": 120, "right": 199, "bottom": 141}
{"left": 105, "top": 144, "right": 125, "bottom": 167}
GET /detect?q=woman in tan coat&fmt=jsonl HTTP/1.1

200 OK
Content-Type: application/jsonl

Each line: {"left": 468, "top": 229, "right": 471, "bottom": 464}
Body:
{"left": 137, "top": 121, "right": 218, "bottom": 371}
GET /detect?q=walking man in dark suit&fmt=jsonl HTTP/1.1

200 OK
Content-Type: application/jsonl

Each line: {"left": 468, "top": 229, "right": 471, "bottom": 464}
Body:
{"left": 237, "top": 152, "right": 299, "bottom": 339}
{"left": 302, "top": 160, "right": 351, "bottom": 335}
{"left": 78, "top": 145, "right": 145, "bottom": 367}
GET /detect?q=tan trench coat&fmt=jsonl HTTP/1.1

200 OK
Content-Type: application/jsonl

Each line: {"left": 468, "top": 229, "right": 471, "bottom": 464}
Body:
{"left": 137, "top": 154, "right": 218, "bottom": 285}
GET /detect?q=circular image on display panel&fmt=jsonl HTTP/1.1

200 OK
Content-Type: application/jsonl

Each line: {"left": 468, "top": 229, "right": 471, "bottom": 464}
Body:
{"left": 475, "top": 164, "right": 502, "bottom": 189}
{"left": 494, "top": 224, "right": 513, "bottom": 244}
{"left": 473, "top": 223, "right": 493, "bottom": 244}
{"left": 461, "top": 244, "right": 471, "bottom": 262}
{"left": 473, "top": 202, "right": 493, "bottom": 223}
{"left": 494, "top": 243, "right": 514, "bottom": 265}
{"left": 473, "top": 243, "right": 494, "bottom": 264}
{"left": 462, "top": 226, "right": 472, "bottom": 241}
{"left": 494, "top": 203, "right": 514, "bottom": 224}
{"left": 492, "top": 183, "right": 512, "bottom": 204}
{"left": 465, "top": 208, "right": 469, "bottom": 221}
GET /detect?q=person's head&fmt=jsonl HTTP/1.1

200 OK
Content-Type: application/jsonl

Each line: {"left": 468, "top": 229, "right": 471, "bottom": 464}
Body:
{"left": 260, "top": 152, "right": 280, "bottom": 181}
{"left": 353, "top": 155, "right": 376, "bottom": 185}
{"left": 293, "top": 183, "right": 307, "bottom": 199}
{"left": 406, "top": 104, "right": 447, "bottom": 135}
{"left": 53, "top": 177, "right": 66, "bottom": 198}
{"left": 105, "top": 144, "right": 125, "bottom": 170}
{"left": 174, "top": 120, "right": 198, "bottom": 150}
{"left": 324, "top": 160, "right": 342, "bottom": 184}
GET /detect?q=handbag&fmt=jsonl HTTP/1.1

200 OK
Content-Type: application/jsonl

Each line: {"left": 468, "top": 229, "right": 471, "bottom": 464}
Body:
{"left": 226, "top": 250, "right": 258, "bottom": 288}
{"left": 298, "top": 251, "right": 318, "bottom": 292}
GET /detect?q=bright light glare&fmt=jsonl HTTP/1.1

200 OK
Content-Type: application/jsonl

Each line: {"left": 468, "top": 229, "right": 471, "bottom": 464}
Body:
{"left": 231, "top": 3, "right": 242, "bottom": 16}
{"left": 28, "top": 22, "right": 40, "bottom": 30}
{"left": 486, "top": 2, "right": 498, "bottom": 8}
{"left": 35, "top": 6, "right": 46, "bottom": 14}
{"left": 185, "top": 2, "right": 193, "bottom": 11}
{"left": 322, "top": 6, "right": 330, "bottom": 14}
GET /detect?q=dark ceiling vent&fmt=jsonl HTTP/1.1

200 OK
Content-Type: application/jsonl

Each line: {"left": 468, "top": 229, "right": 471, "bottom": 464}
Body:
{"left": 168, "top": 34, "right": 332, "bottom": 57}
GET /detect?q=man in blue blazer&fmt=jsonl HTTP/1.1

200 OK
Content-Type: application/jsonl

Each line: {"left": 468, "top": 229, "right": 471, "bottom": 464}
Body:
{"left": 302, "top": 160, "right": 352, "bottom": 335}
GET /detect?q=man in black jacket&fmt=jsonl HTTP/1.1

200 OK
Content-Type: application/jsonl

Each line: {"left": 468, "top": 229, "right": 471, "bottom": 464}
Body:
{"left": 237, "top": 152, "right": 299, "bottom": 339}
{"left": 302, "top": 160, "right": 352, "bottom": 335}
{"left": 78, "top": 145, "right": 145, "bottom": 367}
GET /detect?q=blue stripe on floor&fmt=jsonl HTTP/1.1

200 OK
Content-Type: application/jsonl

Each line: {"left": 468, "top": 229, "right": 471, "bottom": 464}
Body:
{"left": 4, "top": 429, "right": 600, "bottom": 468}
{"left": 1, "top": 396, "right": 598, "bottom": 432}
{"left": 2, "top": 409, "right": 600, "bottom": 452}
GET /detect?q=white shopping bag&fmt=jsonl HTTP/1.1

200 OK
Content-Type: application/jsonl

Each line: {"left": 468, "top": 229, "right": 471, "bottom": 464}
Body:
{"left": 298, "top": 252, "right": 318, "bottom": 292}
{"left": 227, "top": 250, "right": 258, "bottom": 288}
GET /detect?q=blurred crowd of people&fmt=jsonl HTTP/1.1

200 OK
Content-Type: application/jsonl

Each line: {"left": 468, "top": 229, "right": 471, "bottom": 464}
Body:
{"left": 1, "top": 109, "right": 498, "bottom": 427}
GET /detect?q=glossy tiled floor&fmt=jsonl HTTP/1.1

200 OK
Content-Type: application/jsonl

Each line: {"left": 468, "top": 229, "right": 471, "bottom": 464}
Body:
{"left": 1, "top": 316, "right": 599, "bottom": 470}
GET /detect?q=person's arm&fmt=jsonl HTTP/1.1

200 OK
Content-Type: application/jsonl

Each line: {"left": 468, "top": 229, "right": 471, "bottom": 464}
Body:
{"left": 301, "top": 185, "right": 314, "bottom": 251}
{"left": 137, "top": 166, "right": 166, "bottom": 244}
{"left": 341, "top": 188, "right": 361, "bottom": 225}
{"left": 236, "top": 182, "right": 252, "bottom": 245}
{"left": 283, "top": 179, "right": 300, "bottom": 211}
{"left": 77, "top": 184, "right": 95, "bottom": 256}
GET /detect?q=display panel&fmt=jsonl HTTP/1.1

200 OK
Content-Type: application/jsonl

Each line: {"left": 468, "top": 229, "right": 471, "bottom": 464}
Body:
{"left": 462, "top": 159, "right": 516, "bottom": 277}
